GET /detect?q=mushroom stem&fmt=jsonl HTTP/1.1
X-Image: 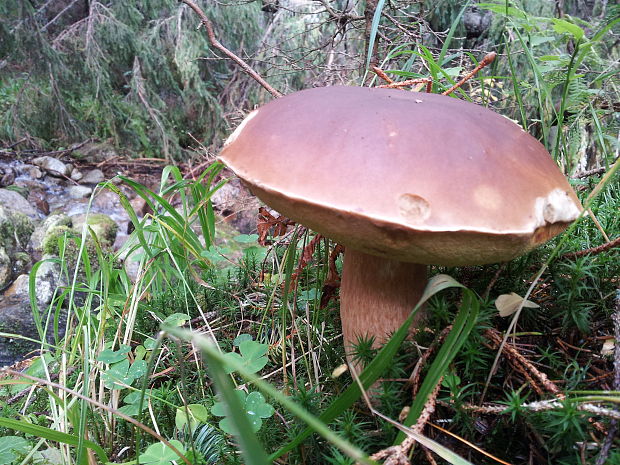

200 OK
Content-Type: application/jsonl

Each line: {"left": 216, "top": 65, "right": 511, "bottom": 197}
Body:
{"left": 339, "top": 249, "right": 427, "bottom": 363}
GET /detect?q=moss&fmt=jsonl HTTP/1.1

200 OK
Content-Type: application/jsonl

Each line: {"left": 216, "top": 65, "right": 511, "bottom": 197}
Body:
{"left": 41, "top": 225, "right": 73, "bottom": 256}
{"left": 71, "top": 213, "right": 118, "bottom": 245}
{"left": 0, "top": 206, "right": 34, "bottom": 251}
{"left": 4, "top": 184, "right": 28, "bottom": 198}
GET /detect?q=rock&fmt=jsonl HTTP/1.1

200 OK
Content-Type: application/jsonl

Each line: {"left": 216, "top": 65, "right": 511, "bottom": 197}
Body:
{"left": 34, "top": 257, "right": 66, "bottom": 307}
{"left": 29, "top": 213, "right": 72, "bottom": 259}
{"left": 0, "top": 188, "right": 39, "bottom": 218}
{"left": 0, "top": 204, "right": 36, "bottom": 288}
{"left": 211, "top": 181, "right": 240, "bottom": 213}
{"left": 29, "top": 166, "right": 44, "bottom": 179}
{"left": 70, "top": 169, "right": 83, "bottom": 181}
{"left": 68, "top": 185, "right": 93, "bottom": 199}
{"left": 0, "top": 247, "right": 10, "bottom": 290}
{"left": 463, "top": 6, "right": 492, "bottom": 39}
{"left": 0, "top": 167, "right": 15, "bottom": 187}
{"left": 27, "top": 189, "right": 50, "bottom": 215}
{"left": 92, "top": 190, "right": 121, "bottom": 211}
{"left": 11, "top": 252, "right": 30, "bottom": 277}
{"left": 32, "top": 156, "right": 70, "bottom": 177}
{"left": 0, "top": 294, "right": 39, "bottom": 366}
{"left": 71, "top": 141, "right": 118, "bottom": 163}
{"left": 70, "top": 213, "right": 118, "bottom": 245}
{"left": 129, "top": 196, "right": 149, "bottom": 217}
{"left": 3, "top": 273, "right": 29, "bottom": 298}
{"left": 80, "top": 169, "right": 105, "bottom": 185}
{"left": 0, "top": 290, "right": 66, "bottom": 367}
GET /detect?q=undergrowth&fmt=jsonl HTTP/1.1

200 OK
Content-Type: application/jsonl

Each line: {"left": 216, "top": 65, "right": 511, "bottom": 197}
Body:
{"left": 0, "top": 1, "right": 619, "bottom": 465}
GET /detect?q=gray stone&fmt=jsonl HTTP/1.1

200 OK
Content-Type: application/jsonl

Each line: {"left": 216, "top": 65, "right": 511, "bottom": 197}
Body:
{"left": 3, "top": 273, "right": 29, "bottom": 298}
{"left": 0, "top": 247, "right": 10, "bottom": 290}
{"left": 68, "top": 185, "right": 93, "bottom": 199}
{"left": 71, "top": 141, "right": 118, "bottom": 163}
{"left": 0, "top": 188, "right": 39, "bottom": 218}
{"left": 0, "top": 290, "right": 66, "bottom": 367}
{"left": 29, "top": 213, "right": 72, "bottom": 258}
{"left": 34, "top": 257, "right": 66, "bottom": 307}
{"left": 70, "top": 169, "right": 83, "bottom": 181}
{"left": 70, "top": 213, "right": 118, "bottom": 244}
{"left": 80, "top": 169, "right": 105, "bottom": 185}
{"left": 32, "top": 156, "right": 70, "bottom": 177}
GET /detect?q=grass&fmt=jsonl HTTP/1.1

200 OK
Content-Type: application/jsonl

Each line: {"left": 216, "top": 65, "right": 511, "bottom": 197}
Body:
{"left": 0, "top": 1, "right": 619, "bottom": 464}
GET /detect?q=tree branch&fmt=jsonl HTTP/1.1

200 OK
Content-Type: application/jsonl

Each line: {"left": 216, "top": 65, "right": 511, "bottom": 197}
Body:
{"left": 179, "top": 0, "right": 282, "bottom": 98}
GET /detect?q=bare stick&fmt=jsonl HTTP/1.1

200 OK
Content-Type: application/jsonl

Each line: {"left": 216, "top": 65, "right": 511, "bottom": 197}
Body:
{"left": 561, "top": 236, "right": 620, "bottom": 260}
{"left": 179, "top": 0, "right": 282, "bottom": 98}
{"left": 442, "top": 52, "right": 497, "bottom": 96}
{"left": 485, "top": 328, "right": 561, "bottom": 396}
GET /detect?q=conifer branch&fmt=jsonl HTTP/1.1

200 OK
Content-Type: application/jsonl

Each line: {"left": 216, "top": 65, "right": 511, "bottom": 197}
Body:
{"left": 179, "top": 0, "right": 283, "bottom": 98}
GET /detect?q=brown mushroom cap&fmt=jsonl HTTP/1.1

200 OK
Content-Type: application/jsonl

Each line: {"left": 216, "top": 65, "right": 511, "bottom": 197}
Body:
{"left": 220, "top": 86, "right": 582, "bottom": 266}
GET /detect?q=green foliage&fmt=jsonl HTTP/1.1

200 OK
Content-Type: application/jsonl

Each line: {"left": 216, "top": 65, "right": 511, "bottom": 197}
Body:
{"left": 0, "top": 437, "right": 29, "bottom": 465}
{"left": 0, "top": 0, "right": 264, "bottom": 158}
{"left": 139, "top": 440, "right": 186, "bottom": 465}
{"left": 222, "top": 337, "right": 269, "bottom": 375}
{"left": 212, "top": 390, "right": 275, "bottom": 434}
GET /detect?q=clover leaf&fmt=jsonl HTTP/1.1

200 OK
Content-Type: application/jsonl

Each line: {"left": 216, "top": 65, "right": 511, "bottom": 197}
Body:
{"left": 101, "top": 359, "right": 147, "bottom": 389}
{"left": 97, "top": 345, "right": 131, "bottom": 364}
{"left": 139, "top": 440, "right": 186, "bottom": 465}
{"left": 222, "top": 339, "right": 268, "bottom": 374}
{"left": 175, "top": 403, "right": 209, "bottom": 434}
{"left": 211, "top": 390, "right": 274, "bottom": 434}
{"left": 0, "top": 437, "right": 29, "bottom": 465}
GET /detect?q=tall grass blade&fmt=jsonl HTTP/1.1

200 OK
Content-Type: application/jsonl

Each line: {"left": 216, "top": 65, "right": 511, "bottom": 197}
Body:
{"left": 364, "top": 0, "right": 387, "bottom": 75}
{"left": 395, "top": 290, "right": 480, "bottom": 442}
{"left": 0, "top": 418, "right": 109, "bottom": 463}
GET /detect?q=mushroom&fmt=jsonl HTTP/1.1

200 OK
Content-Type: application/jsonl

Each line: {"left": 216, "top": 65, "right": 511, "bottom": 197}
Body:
{"left": 219, "top": 86, "right": 582, "bottom": 363}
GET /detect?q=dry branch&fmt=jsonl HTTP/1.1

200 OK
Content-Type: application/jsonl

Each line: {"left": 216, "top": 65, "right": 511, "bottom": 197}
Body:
{"left": 179, "top": 0, "right": 282, "bottom": 98}
{"left": 561, "top": 236, "right": 620, "bottom": 260}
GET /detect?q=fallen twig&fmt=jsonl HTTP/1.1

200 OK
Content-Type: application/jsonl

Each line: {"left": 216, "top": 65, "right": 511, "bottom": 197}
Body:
{"left": 561, "top": 236, "right": 620, "bottom": 260}
{"left": 485, "top": 328, "right": 562, "bottom": 396}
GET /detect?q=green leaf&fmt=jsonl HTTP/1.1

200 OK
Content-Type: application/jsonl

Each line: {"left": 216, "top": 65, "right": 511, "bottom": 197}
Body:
{"left": 118, "top": 391, "right": 149, "bottom": 416}
{"left": 552, "top": 18, "right": 584, "bottom": 41}
{"left": 201, "top": 245, "right": 231, "bottom": 263}
{"left": 0, "top": 418, "right": 108, "bottom": 463}
{"left": 223, "top": 340, "right": 268, "bottom": 374}
{"left": 163, "top": 313, "right": 191, "bottom": 327}
{"left": 233, "top": 233, "right": 259, "bottom": 244}
{"left": 0, "top": 437, "right": 29, "bottom": 465}
{"left": 139, "top": 440, "right": 186, "bottom": 465}
{"left": 175, "top": 404, "right": 209, "bottom": 433}
{"left": 364, "top": 0, "right": 387, "bottom": 74}
{"left": 102, "top": 359, "right": 148, "bottom": 389}
{"left": 245, "top": 391, "right": 275, "bottom": 427}
{"left": 212, "top": 390, "right": 274, "bottom": 434}
{"left": 97, "top": 345, "right": 131, "bottom": 363}
{"left": 233, "top": 334, "right": 253, "bottom": 346}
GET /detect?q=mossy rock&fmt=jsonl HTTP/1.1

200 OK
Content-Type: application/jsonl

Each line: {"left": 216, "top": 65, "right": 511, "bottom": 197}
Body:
{"left": 70, "top": 213, "right": 118, "bottom": 245}
{"left": 4, "top": 184, "right": 28, "bottom": 199}
{"left": 0, "top": 205, "right": 35, "bottom": 249}
{"left": 29, "top": 213, "right": 73, "bottom": 258}
{"left": 41, "top": 225, "right": 74, "bottom": 256}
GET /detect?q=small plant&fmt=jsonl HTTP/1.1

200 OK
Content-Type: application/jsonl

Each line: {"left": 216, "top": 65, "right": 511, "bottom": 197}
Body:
{"left": 211, "top": 334, "right": 275, "bottom": 434}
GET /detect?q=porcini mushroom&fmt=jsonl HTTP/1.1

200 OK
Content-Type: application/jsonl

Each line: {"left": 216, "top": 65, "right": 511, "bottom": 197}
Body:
{"left": 219, "top": 86, "right": 582, "bottom": 362}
